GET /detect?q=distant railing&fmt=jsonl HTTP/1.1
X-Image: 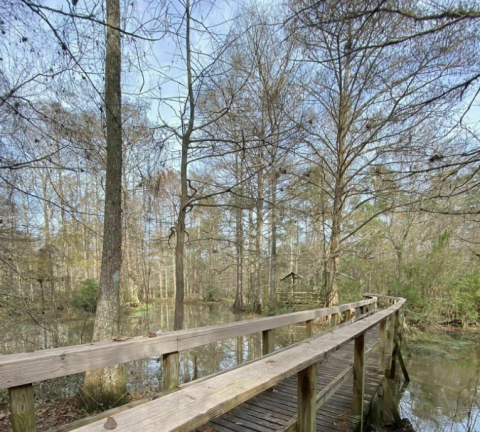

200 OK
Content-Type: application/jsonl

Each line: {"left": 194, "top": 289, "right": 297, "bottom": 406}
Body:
{"left": 1, "top": 297, "right": 383, "bottom": 432}
{"left": 277, "top": 291, "right": 323, "bottom": 304}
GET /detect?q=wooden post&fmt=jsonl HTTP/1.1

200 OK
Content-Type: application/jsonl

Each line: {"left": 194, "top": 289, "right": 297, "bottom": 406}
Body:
{"left": 386, "top": 314, "right": 394, "bottom": 370}
{"left": 305, "top": 319, "right": 313, "bottom": 338}
{"left": 8, "top": 384, "right": 36, "bottom": 432}
{"left": 353, "top": 333, "right": 365, "bottom": 430}
{"left": 262, "top": 329, "right": 274, "bottom": 355}
{"left": 382, "top": 380, "right": 402, "bottom": 428}
{"left": 388, "top": 311, "right": 400, "bottom": 379}
{"left": 163, "top": 352, "right": 179, "bottom": 390}
{"left": 378, "top": 319, "right": 386, "bottom": 373}
{"left": 297, "top": 363, "right": 317, "bottom": 432}
{"left": 345, "top": 309, "right": 351, "bottom": 322}
{"left": 396, "top": 348, "right": 410, "bottom": 382}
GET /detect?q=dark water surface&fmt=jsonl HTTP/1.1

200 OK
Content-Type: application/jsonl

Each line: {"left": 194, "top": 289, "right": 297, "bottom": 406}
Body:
{"left": 397, "top": 335, "right": 480, "bottom": 432}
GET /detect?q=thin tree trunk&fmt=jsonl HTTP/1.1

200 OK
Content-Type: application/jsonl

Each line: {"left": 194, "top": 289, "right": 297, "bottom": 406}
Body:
{"left": 253, "top": 156, "right": 264, "bottom": 313}
{"left": 248, "top": 208, "right": 255, "bottom": 303}
{"left": 269, "top": 172, "right": 277, "bottom": 310}
{"left": 174, "top": 0, "right": 194, "bottom": 331}
{"left": 233, "top": 151, "right": 244, "bottom": 311}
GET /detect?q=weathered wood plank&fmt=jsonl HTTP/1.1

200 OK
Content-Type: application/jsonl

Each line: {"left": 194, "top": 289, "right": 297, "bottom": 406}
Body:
{"left": 74, "top": 301, "right": 403, "bottom": 432}
{"left": 305, "top": 320, "right": 313, "bottom": 338}
{"left": 8, "top": 384, "right": 36, "bottom": 432}
{"left": 163, "top": 352, "right": 180, "bottom": 390}
{"left": 0, "top": 298, "right": 377, "bottom": 389}
{"left": 262, "top": 330, "right": 274, "bottom": 356}
{"left": 0, "top": 334, "right": 177, "bottom": 390}
{"left": 51, "top": 309, "right": 379, "bottom": 432}
{"left": 378, "top": 320, "right": 386, "bottom": 373}
{"left": 297, "top": 364, "right": 317, "bottom": 432}
{"left": 381, "top": 380, "right": 402, "bottom": 428}
{"left": 353, "top": 334, "right": 365, "bottom": 424}
{"left": 396, "top": 348, "right": 410, "bottom": 382}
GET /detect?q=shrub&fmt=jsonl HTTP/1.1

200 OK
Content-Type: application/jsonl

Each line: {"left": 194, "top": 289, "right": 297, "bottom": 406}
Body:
{"left": 71, "top": 279, "right": 99, "bottom": 313}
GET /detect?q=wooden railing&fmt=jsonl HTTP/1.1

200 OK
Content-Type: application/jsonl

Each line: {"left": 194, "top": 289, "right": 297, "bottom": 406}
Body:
{"left": 276, "top": 291, "right": 323, "bottom": 304}
{"left": 0, "top": 296, "right": 395, "bottom": 432}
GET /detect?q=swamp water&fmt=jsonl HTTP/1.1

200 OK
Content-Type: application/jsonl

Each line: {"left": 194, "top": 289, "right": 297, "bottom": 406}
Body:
{"left": 1, "top": 302, "right": 312, "bottom": 398}
{"left": 393, "top": 335, "right": 480, "bottom": 432}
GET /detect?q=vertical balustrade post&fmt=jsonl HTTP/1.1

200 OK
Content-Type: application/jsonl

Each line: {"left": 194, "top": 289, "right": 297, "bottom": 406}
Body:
{"left": 378, "top": 319, "right": 386, "bottom": 373}
{"left": 8, "top": 384, "right": 36, "bottom": 432}
{"left": 345, "top": 309, "right": 351, "bottom": 322}
{"left": 163, "top": 352, "right": 180, "bottom": 390}
{"left": 297, "top": 363, "right": 317, "bottom": 432}
{"left": 305, "top": 320, "right": 313, "bottom": 338}
{"left": 262, "top": 329, "right": 274, "bottom": 355}
{"left": 353, "top": 333, "right": 365, "bottom": 431}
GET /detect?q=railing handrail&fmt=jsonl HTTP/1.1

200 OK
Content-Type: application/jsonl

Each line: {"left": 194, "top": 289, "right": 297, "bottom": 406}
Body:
{"left": 73, "top": 298, "right": 405, "bottom": 432}
{"left": 0, "top": 298, "right": 376, "bottom": 389}
{"left": 363, "top": 293, "right": 403, "bottom": 301}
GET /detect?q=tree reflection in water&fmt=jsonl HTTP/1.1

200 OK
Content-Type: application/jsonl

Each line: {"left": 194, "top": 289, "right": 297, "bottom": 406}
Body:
{"left": 396, "top": 336, "right": 479, "bottom": 432}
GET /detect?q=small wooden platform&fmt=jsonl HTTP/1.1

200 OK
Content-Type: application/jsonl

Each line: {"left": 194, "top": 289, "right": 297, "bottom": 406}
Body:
{"left": 198, "top": 329, "right": 383, "bottom": 432}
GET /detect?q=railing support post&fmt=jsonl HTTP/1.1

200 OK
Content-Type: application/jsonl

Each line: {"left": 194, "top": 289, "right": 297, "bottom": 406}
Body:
{"left": 388, "top": 310, "right": 400, "bottom": 378}
{"left": 163, "top": 352, "right": 180, "bottom": 390}
{"left": 386, "top": 314, "right": 394, "bottom": 371}
{"left": 378, "top": 320, "right": 386, "bottom": 373}
{"left": 305, "top": 320, "right": 313, "bottom": 338}
{"left": 297, "top": 363, "right": 317, "bottom": 432}
{"left": 8, "top": 384, "right": 36, "bottom": 432}
{"left": 345, "top": 309, "right": 352, "bottom": 322}
{"left": 262, "top": 329, "right": 274, "bottom": 355}
{"left": 353, "top": 333, "right": 365, "bottom": 430}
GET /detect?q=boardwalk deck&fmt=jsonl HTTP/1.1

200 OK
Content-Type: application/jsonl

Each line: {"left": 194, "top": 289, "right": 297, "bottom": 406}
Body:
{"left": 2, "top": 295, "right": 406, "bottom": 432}
{"left": 198, "top": 329, "right": 384, "bottom": 432}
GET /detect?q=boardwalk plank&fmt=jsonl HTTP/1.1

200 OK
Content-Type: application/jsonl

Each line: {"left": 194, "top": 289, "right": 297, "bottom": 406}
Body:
{"left": 202, "top": 328, "right": 387, "bottom": 432}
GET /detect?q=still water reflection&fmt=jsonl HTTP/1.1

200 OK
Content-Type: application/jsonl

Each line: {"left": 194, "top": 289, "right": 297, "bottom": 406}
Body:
{"left": 1, "top": 302, "right": 315, "bottom": 397}
{"left": 398, "top": 336, "right": 480, "bottom": 432}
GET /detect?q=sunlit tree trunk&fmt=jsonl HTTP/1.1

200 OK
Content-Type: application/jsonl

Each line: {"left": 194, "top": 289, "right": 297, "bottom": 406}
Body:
{"left": 82, "top": 0, "right": 127, "bottom": 409}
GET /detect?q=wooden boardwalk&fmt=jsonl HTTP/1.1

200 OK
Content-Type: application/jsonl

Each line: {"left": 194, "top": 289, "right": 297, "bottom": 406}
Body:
{"left": 198, "top": 329, "right": 384, "bottom": 432}
{"left": 3, "top": 296, "right": 406, "bottom": 432}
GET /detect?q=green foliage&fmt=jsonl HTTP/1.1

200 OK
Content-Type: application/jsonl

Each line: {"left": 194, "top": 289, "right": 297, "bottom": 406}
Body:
{"left": 449, "top": 272, "right": 480, "bottom": 324}
{"left": 336, "top": 224, "right": 479, "bottom": 327}
{"left": 71, "top": 279, "right": 99, "bottom": 313}
{"left": 205, "top": 288, "right": 218, "bottom": 302}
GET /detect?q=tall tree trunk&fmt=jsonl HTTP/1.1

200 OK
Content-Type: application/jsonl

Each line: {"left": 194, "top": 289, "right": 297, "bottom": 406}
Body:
{"left": 174, "top": 0, "right": 194, "bottom": 331}
{"left": 82, "top": 0, "right": 127, "bottom": 409}
{"left": 325, "top": 52, "right": 350, "bottom": 308}
{"left": 269, "top": 172, "right": 278, "bottom": 311}
{"left": 253, "top": 156, "right": 264, "bottom": 313}
{"left": 396, "top": 245, "right": 405, "bottom": 282}
{"left": 248, "top": 208, "right": 255, "bottom": 303}
{"left": 233, "top": 151, "right": 244, "bottom": 311}
{"left": 326, "top": 191, "right": 342, "bottom": 307}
